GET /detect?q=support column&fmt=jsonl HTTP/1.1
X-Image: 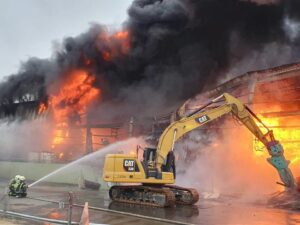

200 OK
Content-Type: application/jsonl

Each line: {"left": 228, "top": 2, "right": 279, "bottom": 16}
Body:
{"left": 129, "top": 116, "right": 134, "bottom": 137}
{"left": 86, "top": 126, "right": 93, "bottom": 154}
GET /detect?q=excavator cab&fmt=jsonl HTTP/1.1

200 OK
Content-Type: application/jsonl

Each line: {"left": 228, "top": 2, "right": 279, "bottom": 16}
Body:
{"left": 142, "top": 148, "right": 176, "bottom": 178}
{"left": 141, "top": 148, "right": 157, "bottom": 178}
{"left": 142, "top": 148, "right": 156, "bottom": 166}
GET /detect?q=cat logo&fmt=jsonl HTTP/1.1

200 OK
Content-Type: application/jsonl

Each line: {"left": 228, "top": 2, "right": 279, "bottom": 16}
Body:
{"left": 123, "top": 159, "right": 135, "bottom": 172}
{"left": 195, "top": 115, "right": 210, "bottom": 124}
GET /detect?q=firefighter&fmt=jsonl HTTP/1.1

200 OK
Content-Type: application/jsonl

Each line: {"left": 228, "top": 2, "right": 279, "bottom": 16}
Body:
{"left": 8, "top": 175, "right": 27, "bottom": 197}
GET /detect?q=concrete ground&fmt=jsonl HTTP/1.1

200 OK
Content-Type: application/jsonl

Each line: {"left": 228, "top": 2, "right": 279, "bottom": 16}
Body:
{"left": 0, "top": 217, "right": 40, "bottom": 225}
{"left": 0, "top": 179, "right": 300, "bottom": 225}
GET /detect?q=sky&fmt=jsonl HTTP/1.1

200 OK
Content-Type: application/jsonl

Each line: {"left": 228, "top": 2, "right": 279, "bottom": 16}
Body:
{"left": 0, "top": 0, "right": 132, "bottom": 80}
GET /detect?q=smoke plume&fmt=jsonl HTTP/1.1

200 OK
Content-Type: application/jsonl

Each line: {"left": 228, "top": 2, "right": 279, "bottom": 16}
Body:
{"left": 1, "top": 0, "right": 300, "bottom": 120}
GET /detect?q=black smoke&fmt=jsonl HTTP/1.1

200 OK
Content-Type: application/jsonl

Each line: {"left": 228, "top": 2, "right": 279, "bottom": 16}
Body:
{"left": 1, "top": 0, "right": 300, "bottom": 120}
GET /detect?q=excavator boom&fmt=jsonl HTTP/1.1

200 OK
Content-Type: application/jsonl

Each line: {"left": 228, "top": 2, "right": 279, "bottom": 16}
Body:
{"left": 155, "top": 93, "right": 295, "bottom": 188}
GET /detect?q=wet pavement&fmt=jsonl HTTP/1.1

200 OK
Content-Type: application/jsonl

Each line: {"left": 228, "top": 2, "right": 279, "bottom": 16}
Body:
{"left": 0, "top": 179, "right": 300, "bottom": 225}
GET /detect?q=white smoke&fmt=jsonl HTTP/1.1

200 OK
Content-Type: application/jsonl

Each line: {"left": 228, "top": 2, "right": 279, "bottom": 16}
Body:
{"left": 284, "top": 17, "right": 300, "bottom": 42}
{"left": 175, "top": 120, "right": 281, "bottom": 203}
{"left": 0, "top": 119, "right": 52, "bottom": 160}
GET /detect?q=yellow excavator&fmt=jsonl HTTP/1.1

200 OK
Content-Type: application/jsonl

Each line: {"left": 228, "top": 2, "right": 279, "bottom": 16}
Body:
{"left": 103, "top": 93, "right": 295, "bottom": 207}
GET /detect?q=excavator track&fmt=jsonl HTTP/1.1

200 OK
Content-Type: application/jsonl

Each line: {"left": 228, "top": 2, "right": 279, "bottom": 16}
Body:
{"left": 165, "top": 185, "right": 199, "bottom": 205}
{"left": 109, "top": 185, "right": 176, "bottom": 207}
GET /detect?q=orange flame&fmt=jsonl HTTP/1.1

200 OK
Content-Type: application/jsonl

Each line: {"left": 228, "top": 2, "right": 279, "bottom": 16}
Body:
{"left": 113, "top": 31, "right": 130, "bottom": 54}
{"left": 40, "top": 70, "right": 100, "bottom": 151}
{"left": 102, "top": 51, "right": 111, "bottom": 61}
{"left": 97, "top": 30, "right": 130, "bottom": 61}
{"left": 38, "top": 103, "right": 47, "bottom": 114}
{"left": 45, "top": 30, "right": 130, "bottom": 156}
{"left": 51, "top": 70, "right": 99, "bottom": 150}
{"left": 50, "top": 70, "right": 100, "bottom": 123}
{"left": 253, "top": 115, "right": 300, "bottom": 168}
{"left": 113, "top": 31, "right": 129, "bottom": 39}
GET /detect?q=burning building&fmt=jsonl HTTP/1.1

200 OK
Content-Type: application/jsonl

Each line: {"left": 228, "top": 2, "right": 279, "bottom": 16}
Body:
{"left": 0, "top": 0, "right": 300, "bottom": 164}
{"left": 173, "top": 62, "right": 300, "bottom": 186}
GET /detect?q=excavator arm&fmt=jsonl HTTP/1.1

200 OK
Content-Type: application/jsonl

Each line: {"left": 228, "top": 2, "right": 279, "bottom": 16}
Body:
{"left": 155, "top": 93, "right": 295, "bottom": 188}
